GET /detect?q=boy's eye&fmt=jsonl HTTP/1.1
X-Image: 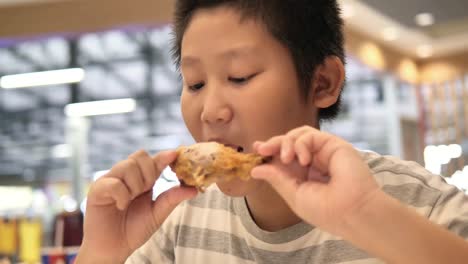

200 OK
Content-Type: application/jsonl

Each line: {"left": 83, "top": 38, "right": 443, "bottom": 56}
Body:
{"left": 188, "top": 82, "right": 205, "bottom": 91}
{"left": 228, "top": 74, "right": 256, "bottom": 85}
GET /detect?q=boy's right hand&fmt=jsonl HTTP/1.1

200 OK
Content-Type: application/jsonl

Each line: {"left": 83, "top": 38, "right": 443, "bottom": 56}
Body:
{"left": 76, "top": 150, "right": 197, "bottom": 263}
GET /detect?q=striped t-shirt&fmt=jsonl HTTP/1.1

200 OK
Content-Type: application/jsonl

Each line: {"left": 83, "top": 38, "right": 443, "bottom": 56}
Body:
{"left": 126, "top": 151, "right": 468, "bottom": 263}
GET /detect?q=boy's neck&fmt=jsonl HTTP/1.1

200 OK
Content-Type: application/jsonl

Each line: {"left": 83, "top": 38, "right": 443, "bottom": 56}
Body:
{"left": 245, "top": 182, "right": 302, "bottom": 232}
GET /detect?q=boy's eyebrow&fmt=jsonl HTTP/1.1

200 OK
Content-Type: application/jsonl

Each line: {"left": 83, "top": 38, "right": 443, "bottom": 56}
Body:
{"left": 180, "top": 56, "right": 200, "bottom": 68}
{"left": 218, "top": 46, "right": 259, "bottom": 59}
{"left": 181, "top": 46, "right": 259, "bottom": 67}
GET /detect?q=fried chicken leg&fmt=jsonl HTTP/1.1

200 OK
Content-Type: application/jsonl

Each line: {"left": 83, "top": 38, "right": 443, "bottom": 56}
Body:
{"left": 171, "top": 142, "right": 269, "bottom": 192}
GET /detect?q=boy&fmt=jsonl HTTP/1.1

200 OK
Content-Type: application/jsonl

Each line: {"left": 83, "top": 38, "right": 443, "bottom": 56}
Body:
{"left": 75, "top": 0, "right": 468, "bottom": 263}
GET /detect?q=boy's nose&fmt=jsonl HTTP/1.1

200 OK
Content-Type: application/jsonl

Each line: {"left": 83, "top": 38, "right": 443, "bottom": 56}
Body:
{"left": 200, "top": 89, "right": 233, "bottom": 125}
{"left": 201, "top": 106, "right": 232, "bottom": 124}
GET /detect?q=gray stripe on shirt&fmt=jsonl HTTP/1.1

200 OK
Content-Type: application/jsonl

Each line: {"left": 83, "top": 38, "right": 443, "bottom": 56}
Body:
{"left": 447, "top": 219, "right": 468, "bottom": 239}
{"left": 188, "top": 190, "right": 236, "bottom": 214}
{"left": 155, "top": 228, "right": 175, "bottom": 261}
{"left": 251, "top": 240, "right": 370, "bottom": 264}
{"left": 177, "top": 225, "right": 255, "bottom": 261}
{"left": 176, "top": 225, "right": 371, "bottom": 263}
{"left": 382, "top": 183, "right": 440, "bottom": 208}
{"left": 435, "top": 185, "right": 462, "bottom": 206}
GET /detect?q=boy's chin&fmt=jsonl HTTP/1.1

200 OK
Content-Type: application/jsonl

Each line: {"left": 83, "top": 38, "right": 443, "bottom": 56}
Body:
{"left": 216, "top": 178, "right": 258, "bottom": 197}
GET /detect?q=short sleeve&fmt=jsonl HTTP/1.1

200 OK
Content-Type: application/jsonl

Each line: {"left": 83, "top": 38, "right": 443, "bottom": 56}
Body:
{"left": 428, "top": 180, "right": 468, "bottom": 240}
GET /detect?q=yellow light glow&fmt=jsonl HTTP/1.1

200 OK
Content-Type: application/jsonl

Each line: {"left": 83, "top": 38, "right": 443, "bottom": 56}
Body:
{"left": 358, "top": 42, "right": 386, "bottom": 70}
{"left": 420, "top": 62, "right": 461, "bottom": 83}
{"left": 397, "top": 59, "right": 419, "bottom": 83}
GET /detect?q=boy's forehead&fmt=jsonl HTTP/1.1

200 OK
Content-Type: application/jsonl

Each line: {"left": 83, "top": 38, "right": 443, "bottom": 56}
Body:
{"left": 181, "top": 8, "right": 271, "bottom": 60}
{"left": 181, "top": 45, "right": 260, "bottom": 66}
{"left": 183, "top": 5, "right": 266, "bottom": 40}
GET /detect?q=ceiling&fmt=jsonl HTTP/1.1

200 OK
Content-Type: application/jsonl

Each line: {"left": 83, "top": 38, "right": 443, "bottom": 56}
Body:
{"left": 341, "top": 0, "right": 468, "bottom": 58}
{"left": 362, "top": 0, "right": 468, "bottom": 28}
{"left": 0, "top": 0, "right": 61, "bottom": 6}
{"left": 1, "top": 0, "right": 466, "bottom": 59}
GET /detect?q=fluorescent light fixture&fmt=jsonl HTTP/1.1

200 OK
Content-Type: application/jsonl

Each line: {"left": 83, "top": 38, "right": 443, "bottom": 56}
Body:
{"left": 0, "top": 68, "right": 85, "bottom": 89}
{"left": 65, "top": 98, "right": 136, "bottom": 117}
{"left": 382, "top": 27, "right": 399, "bottom": 41}
{"left": 51, "top": 144, "right": 72, "bottom": 159}
{"left": 415, "top": 13, "right": 434, "bottom": 27}
{"left": 417, "top": 45, "right": 433, "bottom": 58}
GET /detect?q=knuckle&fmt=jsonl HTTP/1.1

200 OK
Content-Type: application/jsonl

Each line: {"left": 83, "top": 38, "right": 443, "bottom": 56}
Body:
{"left": 125, "top": 158, "right": 140, "bottom": 173}
{"left": 274, "top": 135, "right": 285, "bottom": 143}
{"left": 129, "top": 149, "right": 149, "bottom": 159}
{"left": 106, "top": 177, "right": 123, "bottom": 191}
{"left": 297, "top": 135, "right": 309, "bottom": 145}
{"left": 87, "top": 181, "right": 99, "bottom": 196}
{"left": 108, "top": 160, "right": 126, "bottom": 175}
{"left": 294, "top": 139, "right": 303, "bottom": 148}
{"left": 286, "top": 129, "right": 296, "bottom": 137}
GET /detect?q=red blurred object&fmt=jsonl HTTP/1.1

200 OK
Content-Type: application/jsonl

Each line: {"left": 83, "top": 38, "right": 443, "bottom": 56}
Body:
{"left": 52, "top": 211, "right": 83, "bottom": 247}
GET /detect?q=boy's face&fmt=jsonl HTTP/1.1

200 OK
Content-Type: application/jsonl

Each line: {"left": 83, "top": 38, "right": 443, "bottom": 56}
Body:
{"left": 180, "top": 6, "right": 318, "bottom": 196}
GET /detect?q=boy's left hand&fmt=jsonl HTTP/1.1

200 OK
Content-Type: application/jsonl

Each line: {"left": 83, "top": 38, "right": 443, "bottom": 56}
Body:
{"left": 251, "top": 126, "right": 381, "bottom": 236}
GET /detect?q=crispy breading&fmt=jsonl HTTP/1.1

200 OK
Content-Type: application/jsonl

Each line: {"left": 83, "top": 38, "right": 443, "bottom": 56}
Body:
{"left": 171, "top": 142, "right": 267, "bottom": 192}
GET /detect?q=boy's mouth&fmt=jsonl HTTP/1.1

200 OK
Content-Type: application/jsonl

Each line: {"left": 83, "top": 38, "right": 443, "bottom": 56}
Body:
{"left": 225, "top": 144, "right": 244, "bottom": 153}
{"left": 207, "top": 139, "right": 244, "bottom": 153}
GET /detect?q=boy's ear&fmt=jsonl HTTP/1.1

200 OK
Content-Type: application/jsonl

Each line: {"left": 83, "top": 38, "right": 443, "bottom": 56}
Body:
{"left": 310, "top": 56, "right": 345, "bottom": 108}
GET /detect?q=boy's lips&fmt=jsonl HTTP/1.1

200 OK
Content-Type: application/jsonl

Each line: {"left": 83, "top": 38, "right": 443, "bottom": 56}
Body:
{"left": 207, "top": 138, "right": 244, "bottom": 152}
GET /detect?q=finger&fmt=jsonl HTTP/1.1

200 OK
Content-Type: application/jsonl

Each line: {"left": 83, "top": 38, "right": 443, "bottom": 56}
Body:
{"left": 152, "top": 186, "right": 197, "bottom": 228}
{"left": 294, "top": 133, "right": 314, "bottom": 166}
{"left": 251, "top": 165, "right": 299, "bottom": 208}
{"left": 286, "top": 126, "right": 311, "bottom": 139}
{"left": 129, "top": 150, "right": 157, "bottom": 190}
{"left": 257, "top": 136, "right": 283, "bottom": 156}
{"left": 105, "top": 159, "right": 145, "bottom": 200}
{"left": 306, "top": 132, "right": 350, "bottom": 173}
{"left": 287, "top": 129, "right": 345, "bottom": 173}
{"left": 90, "top": 177, "right": 132, "bottom": 210}
{"left": 253, "top": 141, "right": 263, "bottom": 152}
{"left": 153, "top": 150, "right": 178, "bottom": 177}
{"left": 121, "top": 159, "right": 146, "bottom": 200}
{"left": 280, "top": 136, "right": 295, "bottom": 164}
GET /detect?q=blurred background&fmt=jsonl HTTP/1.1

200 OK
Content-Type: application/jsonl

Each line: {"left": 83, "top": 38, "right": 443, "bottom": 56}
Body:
{"left": 0, "top": 0, "right": 467, "bottom": 263}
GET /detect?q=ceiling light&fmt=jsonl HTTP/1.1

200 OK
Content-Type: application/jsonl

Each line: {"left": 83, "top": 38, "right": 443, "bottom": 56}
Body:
{"left": 51, "top": 144, "right": 71, "bottom": 158}
{"left": 415, "top": 13, "right": 434, "bottom": 27}
{"left": 0, "top": 68, "right": 85, "bottom": 89}
{"left": 341, "top": 3, "right": 355, "bottom": 19}
{"left": 65, "top": 98, "right": 136, "bottom": 117}
{"left": 382, "top": 27, "right": 399, "bottom": 41}
{"left": 417, "top": 45, "right": 433, "bottom": 58}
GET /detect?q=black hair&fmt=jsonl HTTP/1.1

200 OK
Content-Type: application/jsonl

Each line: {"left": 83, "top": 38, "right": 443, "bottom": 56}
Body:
{"left": 172, "top": 0, "right": 345, "bottom": 121}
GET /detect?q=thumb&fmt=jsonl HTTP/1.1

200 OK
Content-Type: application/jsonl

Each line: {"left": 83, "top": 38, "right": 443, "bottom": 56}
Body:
{"left": 152, "top": 186, "right": 197, "bottom": 227}
{"left": 251, "top": 165, "right": 299, "bottom": 206}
